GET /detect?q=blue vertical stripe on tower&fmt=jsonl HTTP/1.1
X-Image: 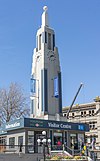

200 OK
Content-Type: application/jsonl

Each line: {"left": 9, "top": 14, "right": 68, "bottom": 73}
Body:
{"left": 58, "top": 72, "right": 62, "bottom": 113}
{"left": 41, "top": 69, "right": 48, "bottom": 112}
{"left": 54, "top": 77, "right": 59, "bottom": 97}
{"left": 30, "top": 75, "right": 36, "bottom": 94}
{"left": 44, "top": 69, "right": 48, "bottom": 112}
{"left": 41, "top": 70, "right": 44, "bottom": 111}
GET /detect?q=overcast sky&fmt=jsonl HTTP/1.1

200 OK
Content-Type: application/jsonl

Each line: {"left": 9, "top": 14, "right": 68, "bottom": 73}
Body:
{"left": 0, "top": 0, "right": 100, "bottom": 107}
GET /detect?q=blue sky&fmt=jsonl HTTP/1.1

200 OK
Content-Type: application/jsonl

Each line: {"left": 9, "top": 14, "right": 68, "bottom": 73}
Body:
{"left": 0, "top": 0, "right": 100, "bottom": 107}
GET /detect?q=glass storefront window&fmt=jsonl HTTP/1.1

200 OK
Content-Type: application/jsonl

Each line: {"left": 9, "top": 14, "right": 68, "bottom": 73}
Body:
{"left": 9, "top": 137, "right": 15, "bottom": 148}
{"left": 53, "top": 132, "right": 62, "bottom": 145}
{"left": 0, "top": 137, "right": 7, "bottom": 152}
{"left": 70, "top": 134, "right": 78, "bottom": 149}
{"left": 0, "top": 137, "right": 7, "bottom": 145}
{"left": 18, "top": 136, "right": 23, "bottom": 145}
{"left": 78, "top": 134, "right": 84, "bottom": 149}
{"left": 28, "top": 131, "right": 34, "bottom": 152}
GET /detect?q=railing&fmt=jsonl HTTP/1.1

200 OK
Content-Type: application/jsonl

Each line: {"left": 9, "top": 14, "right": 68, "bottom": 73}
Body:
{"left": 64, "top": 145, "right": 74, "bottom": 155}
{"left": 51, "top": 144, "right": 82, "bottom": 156}
{"left": 0, "top": 144, "right": 100, "bottom": 160}
{"left": 0, "top": 144, "right": 43, "bottom": 154}
{"left": 0, "top": 144, "right": 22, "bottom": 153}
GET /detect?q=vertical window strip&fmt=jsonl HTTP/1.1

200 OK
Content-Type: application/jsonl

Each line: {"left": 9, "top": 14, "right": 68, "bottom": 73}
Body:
{"left": 44, "top": 69, "right": 48, "bottom": 112}
{"left": 45, "top": 32, "right": 47, "bottom": 43}
{"left": 42, "top": 32, "right": 45, "bottom": 43}
{"left": 39, "top": 34, "right": 41, "bottom": 50}
{"left": 36, "top": 36, "right": 38, "bottom": 50}
{"left": 48, "top": 33, "right": 51, "bottom": 50}
{"left": 53, "top": 34, "right": 55, "bottom": 51}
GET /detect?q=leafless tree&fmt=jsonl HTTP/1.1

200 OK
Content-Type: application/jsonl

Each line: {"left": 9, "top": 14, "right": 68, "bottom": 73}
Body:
{"left": 0, "top": 83, "right": 30, "bottom": 123}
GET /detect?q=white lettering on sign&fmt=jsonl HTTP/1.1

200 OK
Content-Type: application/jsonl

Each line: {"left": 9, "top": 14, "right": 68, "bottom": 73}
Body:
{"left": 48, "top": 122, "right": 71, "bottom": 129}
{"left": 48, "top": 123, "right": 60, "bottom": 128}
{"left": 5, "top": 122, "right": 20, "bottom": 129}
{"left": 60, "top": 124, "right": 71, "bottom": 129}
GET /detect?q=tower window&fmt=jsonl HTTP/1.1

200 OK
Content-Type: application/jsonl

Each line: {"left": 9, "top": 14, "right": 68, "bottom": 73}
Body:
{"left": 53, "top": 34, "right": 55, "bottom": 50}
{"left": 48, "top": 33, "right": 51, "bottom": 50}
{"left": 39, "top": 34, "right": 41, "bottom": 50}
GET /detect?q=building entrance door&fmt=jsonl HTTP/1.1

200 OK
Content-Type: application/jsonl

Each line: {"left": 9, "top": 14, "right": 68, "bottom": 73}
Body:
{"left": 34, "top": 131, "right": 42, "bottom": 153}
{"left": 70, "top": 134, "right": 78, "bottom": 150}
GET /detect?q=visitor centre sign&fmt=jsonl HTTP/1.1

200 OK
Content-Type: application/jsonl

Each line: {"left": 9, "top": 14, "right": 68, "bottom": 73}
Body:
{"left": 0, "top": 118, "right": 89, "bottom": 134}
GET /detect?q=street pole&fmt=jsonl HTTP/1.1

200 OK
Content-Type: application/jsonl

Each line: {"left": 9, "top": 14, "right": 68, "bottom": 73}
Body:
{"left": 37, "top": 131, "right": 51, "bottom": 161}
{"left": 43, "top": 143, "right": 45, "bottom": 161}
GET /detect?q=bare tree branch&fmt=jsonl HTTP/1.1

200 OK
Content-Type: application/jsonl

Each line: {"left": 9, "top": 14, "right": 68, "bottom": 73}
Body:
{"left": 0, "top": 83, "right": 30, "bottom": 124}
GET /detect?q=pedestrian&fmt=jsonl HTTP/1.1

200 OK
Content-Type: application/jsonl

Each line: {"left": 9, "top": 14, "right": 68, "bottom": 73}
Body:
{"left": 81, "top": 142, "right": 84, "bottom": 150}
{"left": 91, "top": 139, "right": 95, "bottom": 150}
{"left": 19, "top": 143, "right": 23, "bottom": 157}
{"left": 57, "top": 140, "right": 61, "bottom": 146}
{"left": 83, "top": 144, "right": 87, "bottom": 156}
{"left": 57, "top": 140, "right": 62, "bottom": 150}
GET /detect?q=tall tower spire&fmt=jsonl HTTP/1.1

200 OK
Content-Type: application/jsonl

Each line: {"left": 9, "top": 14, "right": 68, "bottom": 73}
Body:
{"left": 30, "top": 6, "right": 62, "bottom": 120}
{"left": 42, "top": 6, "right": 49, "bottom": 27}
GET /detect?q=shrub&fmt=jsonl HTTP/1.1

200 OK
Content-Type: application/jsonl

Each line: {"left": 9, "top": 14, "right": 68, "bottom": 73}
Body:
{"left": 46, "top": 153, "right": 86, "bottom": 160}
{"left": 46, "top": 153, "right": 74, "bottom": 160}
{"left": 74, "top": 156, "right": 86, "bottom": 160}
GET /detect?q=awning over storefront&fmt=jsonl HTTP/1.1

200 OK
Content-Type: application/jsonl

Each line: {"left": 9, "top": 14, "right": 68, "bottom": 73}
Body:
{"left": 0, "top": 118, "right": 89, "bottom": 135}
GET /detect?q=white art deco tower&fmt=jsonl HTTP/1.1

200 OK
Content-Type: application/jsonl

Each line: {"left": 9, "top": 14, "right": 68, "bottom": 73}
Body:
{"left": 30, "top": 6, "right": 62, "bottom": 120}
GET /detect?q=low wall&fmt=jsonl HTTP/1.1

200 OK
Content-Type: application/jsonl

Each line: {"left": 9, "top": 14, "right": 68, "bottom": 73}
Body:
{"left": 40, "top": 159, "right": 88, "bottom": 161}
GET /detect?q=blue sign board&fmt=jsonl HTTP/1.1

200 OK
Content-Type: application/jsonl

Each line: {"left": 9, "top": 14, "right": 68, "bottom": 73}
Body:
{"left": 30, "top": 77, "right": 36, "bottom": 94}
{"left": 54, "top": 77, "right": 59, "bottom": 97}
{"left": 78, "top": 125, "right": 84, "bottom": 131}
{"left": 0, "top": 118, "right": 24, "bottom": 135}
{"left": 24, "top": 118, "right": 89, "bottom": 132}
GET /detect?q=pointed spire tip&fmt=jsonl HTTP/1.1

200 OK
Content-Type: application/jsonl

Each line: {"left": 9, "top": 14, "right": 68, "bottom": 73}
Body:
{"left": 42, "top": 6, "right": 49, "bottom": 27}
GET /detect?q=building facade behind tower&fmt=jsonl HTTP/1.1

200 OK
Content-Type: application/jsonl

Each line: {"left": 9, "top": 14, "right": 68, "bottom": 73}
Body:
{"left": 30, "top": 6, "right": 62, "bottom": 119}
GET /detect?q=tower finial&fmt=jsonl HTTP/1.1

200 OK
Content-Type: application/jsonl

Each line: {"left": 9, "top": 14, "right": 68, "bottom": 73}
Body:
{"left": 42, "top": 6, "right": 49, "bottom": 27}
{"left": 43, "top": 6, "right": 48, "bottom": 12}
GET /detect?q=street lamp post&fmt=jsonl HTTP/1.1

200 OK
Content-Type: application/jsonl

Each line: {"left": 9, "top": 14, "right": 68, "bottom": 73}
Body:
{"left": 37, "top": 131, "right": 51, "bottom": 161}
